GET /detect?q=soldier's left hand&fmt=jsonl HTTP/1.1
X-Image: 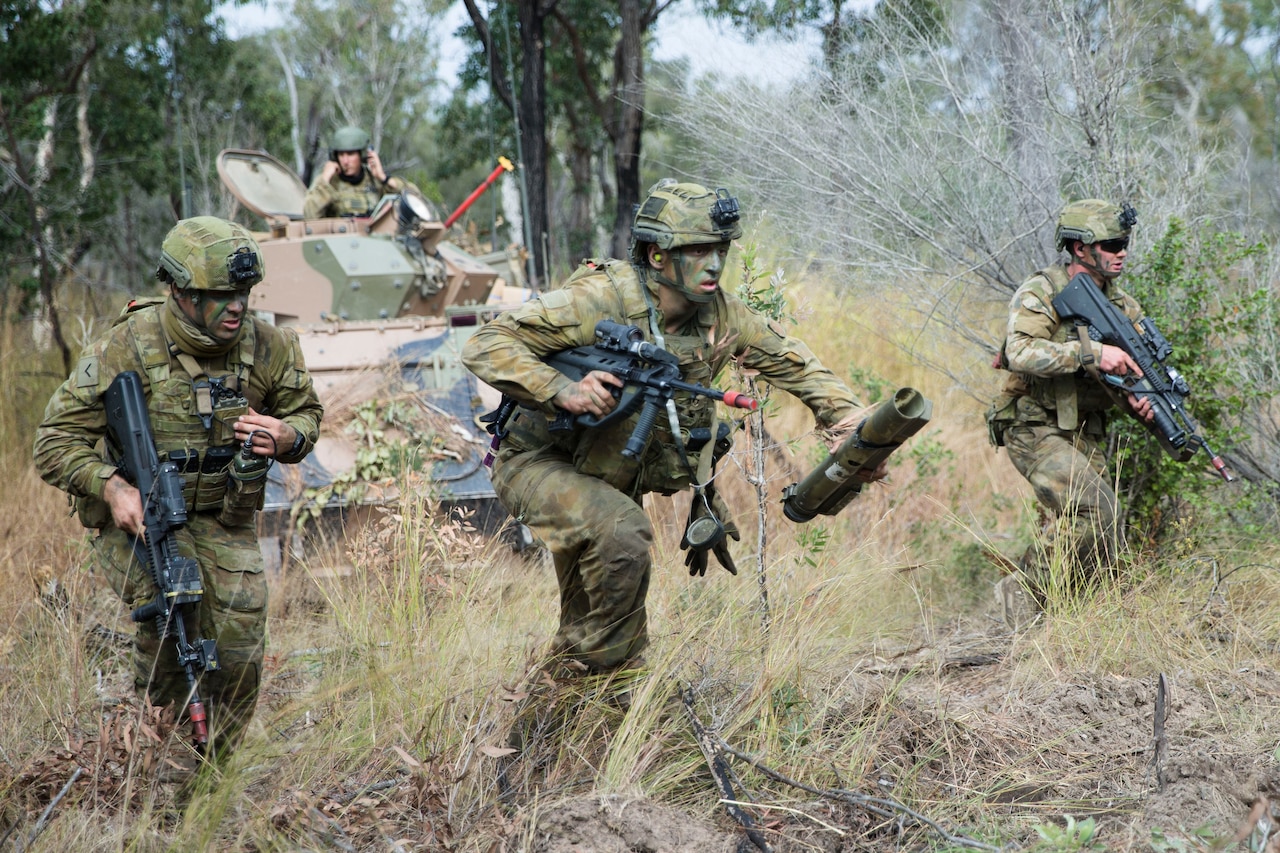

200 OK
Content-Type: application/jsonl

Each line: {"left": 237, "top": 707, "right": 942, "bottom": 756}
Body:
{"left": 853, "top": 458, "right": 890, "bottom": 484}
{"left": 235, "top": 408, "right": 297, "bottom": 457}
{"left": 1127, "top": 393, "right": 1155, "bottom": 423}
{"left": 366, "top": 149, "right": 387, "bottom": 182}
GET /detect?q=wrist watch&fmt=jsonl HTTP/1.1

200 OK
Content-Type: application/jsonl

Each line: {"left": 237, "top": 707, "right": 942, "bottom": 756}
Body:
{"left": 288, "top": 429, "right": 306, "bottom": 457}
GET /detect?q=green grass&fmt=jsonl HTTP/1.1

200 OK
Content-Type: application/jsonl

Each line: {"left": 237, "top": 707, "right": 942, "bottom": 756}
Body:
{"left": 4, "top": 281, "right": 1280, "bottom": 850}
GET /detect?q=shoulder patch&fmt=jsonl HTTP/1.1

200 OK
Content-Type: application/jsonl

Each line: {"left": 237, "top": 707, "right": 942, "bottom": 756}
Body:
{"left": 75, "top": 355, "right": 100, "bottom": 389}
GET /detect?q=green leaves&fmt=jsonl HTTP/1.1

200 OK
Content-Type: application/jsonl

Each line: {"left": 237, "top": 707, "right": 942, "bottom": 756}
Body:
{"left": 1032, "top": 815, "right": 1105, "bottom": 852}
{"left": 1113, "top": 219, "right": 1271, "bottom": 543}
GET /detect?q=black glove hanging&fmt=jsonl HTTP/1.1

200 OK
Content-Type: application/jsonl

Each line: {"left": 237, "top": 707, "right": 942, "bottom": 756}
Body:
{"left": 681, "top": 484, "right": 739, "bottom": 576}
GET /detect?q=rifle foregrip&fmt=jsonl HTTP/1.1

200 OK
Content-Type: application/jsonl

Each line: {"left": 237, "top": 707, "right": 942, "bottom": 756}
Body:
{"left": 623, "top": 398, "right": 662, "bottom": 459}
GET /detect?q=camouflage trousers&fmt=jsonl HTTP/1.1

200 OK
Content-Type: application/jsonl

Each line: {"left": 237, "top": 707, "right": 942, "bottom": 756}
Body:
{"left": 1003, "top": 422, "right": 1124, "bottom": 599}
{"left": 492, "top": 447, "right": 652, "bottom": 671}
{"left": 91, "top": 513, "right": 267, "bottom": 758}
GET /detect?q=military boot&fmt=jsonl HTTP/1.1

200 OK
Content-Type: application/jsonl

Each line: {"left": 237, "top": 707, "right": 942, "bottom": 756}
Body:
{"left": 995, "top": 574, "right": 1041, "bottom": 631}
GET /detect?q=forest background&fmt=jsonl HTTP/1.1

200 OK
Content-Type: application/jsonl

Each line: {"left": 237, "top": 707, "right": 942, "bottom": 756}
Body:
{"left": 8, "top": 0, "right": 1280, "bottom": 850}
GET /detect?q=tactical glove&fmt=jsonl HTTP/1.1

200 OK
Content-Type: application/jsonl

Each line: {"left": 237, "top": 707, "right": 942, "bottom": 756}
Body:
{"left": 681, "top": 486, "right": 740, "bottom": 577}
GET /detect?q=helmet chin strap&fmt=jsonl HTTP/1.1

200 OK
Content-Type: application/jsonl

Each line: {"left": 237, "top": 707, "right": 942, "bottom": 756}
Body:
{"left": 652, "top": 248, "right": 716, "bottom": 304}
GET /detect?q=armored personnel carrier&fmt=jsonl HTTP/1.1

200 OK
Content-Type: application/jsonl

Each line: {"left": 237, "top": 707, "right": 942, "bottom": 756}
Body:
{"left": 216, "top": 148, "right": 526, "bottom": 557}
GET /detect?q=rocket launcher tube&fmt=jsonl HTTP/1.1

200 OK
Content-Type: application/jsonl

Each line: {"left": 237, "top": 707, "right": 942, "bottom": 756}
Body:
{"left": 781, "top": 387, "right": 933, "bottom": 523}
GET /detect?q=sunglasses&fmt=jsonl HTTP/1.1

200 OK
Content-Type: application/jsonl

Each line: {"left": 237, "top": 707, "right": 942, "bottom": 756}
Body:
{"left": 1096, "top": 237, "right": 1129, "bottom": 253}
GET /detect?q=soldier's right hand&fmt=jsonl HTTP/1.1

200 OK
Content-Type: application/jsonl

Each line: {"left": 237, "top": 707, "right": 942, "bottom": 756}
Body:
{"left": 1098, "top": 344, "right": 1143, "bottom": 378}
{"left": 104, "top": 473, "right": 145, "bottom": 537}
{"left": 320, "top": 161, "right": 340, "bottom": 183}
{"left": 553, "top": 370, "right": 624, "bottom": 418}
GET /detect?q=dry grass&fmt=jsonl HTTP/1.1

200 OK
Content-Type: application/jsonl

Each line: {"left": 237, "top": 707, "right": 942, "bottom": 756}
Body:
{"left": 3, "top": 276, "right": 1280, "bottom": 851}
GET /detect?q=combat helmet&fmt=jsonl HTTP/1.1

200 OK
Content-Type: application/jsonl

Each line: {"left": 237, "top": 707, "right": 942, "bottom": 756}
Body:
{"left": 330, "top": 125, "right": 371, "bottom": 159}
{"left": 1054, "top": 199, "right": 1137, "bottom": 251}
{"left": 157, "top": 216, "right": 264, "bottom": 291}
{"left": 630, "top": 180, "right": 743, "bottom": 265}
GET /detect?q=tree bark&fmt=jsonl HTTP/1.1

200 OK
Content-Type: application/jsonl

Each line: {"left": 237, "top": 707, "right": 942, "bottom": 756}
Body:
{"left": 517, "top": 0, "right": 552, "bottom": 286}
{"left": 609, "top": 0, "right": 647, "bottom": 259}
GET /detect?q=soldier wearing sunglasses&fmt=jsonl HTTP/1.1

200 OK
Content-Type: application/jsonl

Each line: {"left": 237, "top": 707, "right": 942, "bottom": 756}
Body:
{"left": 986, "top": 199, "right": 1155, "bottom": 628}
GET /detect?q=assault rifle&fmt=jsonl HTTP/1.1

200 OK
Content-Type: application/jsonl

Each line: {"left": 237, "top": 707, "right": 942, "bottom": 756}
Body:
{"left": 545, "top": 320, "right": 758, "bottom": 459}
{"left": 105, "top": 371, "right": 220, "bottom": 745}
{"left": 1051, "top": 273, "right": 1233, "bottom": 482}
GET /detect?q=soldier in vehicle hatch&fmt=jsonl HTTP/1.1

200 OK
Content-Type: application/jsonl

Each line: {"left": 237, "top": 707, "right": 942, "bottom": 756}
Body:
{"left": 987, "top": 199, "right": 1155, "bottom": 628}
{"left": 303, "top": 125, "right": 417, "bottom": 219}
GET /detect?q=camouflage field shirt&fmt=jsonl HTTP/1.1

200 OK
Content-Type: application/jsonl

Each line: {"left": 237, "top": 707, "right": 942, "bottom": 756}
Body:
{"left": 462, "top": 259, "right": 859, "bottom": 495}
{"left": 303, "top": 168, "right": 403, "bottom": 219}
{"left": 35, "top": 299, "right": 323, "bottom": 514}
{"left": 999, "top": 264, "right": 1145, "bottom": 428}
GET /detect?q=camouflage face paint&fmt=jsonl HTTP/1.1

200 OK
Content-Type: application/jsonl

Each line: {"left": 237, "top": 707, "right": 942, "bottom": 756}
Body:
{"left": 667, "top": 242, "right": 730, "bottom": 304}
{"left": 187, "top": 288, "right": 251, "bottom": 341}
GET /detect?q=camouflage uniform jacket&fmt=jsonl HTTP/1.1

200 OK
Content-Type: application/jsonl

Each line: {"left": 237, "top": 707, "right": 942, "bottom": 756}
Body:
{"left": 463, "top": 259, "right": 860, "bottom": 495}
{"left": 303, "top": 167, "right": 408, "bottom": 219}
{"left": 35, "top": 298, "right": 323, "bottom": 517}
{"left": 996, "top": 264, "right": 1145, "bottom": 431}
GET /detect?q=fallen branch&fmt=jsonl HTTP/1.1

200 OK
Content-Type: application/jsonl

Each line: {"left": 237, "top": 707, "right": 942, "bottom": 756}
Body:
{"left": 27, "top": 766, "right": 84, "bottom": 849}
{"left": 717, "top": 741, "right": 1002, "bottom": 851}
{"left": 333, "top": 777, "right": 401, "bottom": 806}
{"left": 681, "top": 685, "right": 773, "bottom": 853}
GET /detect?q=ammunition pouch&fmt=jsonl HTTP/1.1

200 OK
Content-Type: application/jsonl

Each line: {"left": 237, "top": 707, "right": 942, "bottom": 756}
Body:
{"left": 686, "top": 420, "right": 736, "bottom": 460}
{"left": 218, "top": 460, "right": 268, "bottom": 528}
{"left": 164, "top": 445, "right": 236, "bottom": 512}
{"left": 985, "top": 396, "right": 1018, "bottom": 448}
{"left": 996, "top": 395, "right": 1107, "bottom": 442}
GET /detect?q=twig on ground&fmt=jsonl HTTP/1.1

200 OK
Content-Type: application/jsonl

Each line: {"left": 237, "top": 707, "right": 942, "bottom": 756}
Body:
{"left": 27, "top": 766, "right": 84, "bottom": 849}
{"left": 333, "top": 777, "right": 401, "bottom": 806}
{"left": 720, "top": 799, "right": 846, "bottom": 835}
{"left": 681, "top": 685, "right": 773, "bottom": 853}
{"left": 718, "top": 741, "right": 1002, "bottom": 851}
{"left": 1150, "top": 673, "right": 1169, "bottom": 792}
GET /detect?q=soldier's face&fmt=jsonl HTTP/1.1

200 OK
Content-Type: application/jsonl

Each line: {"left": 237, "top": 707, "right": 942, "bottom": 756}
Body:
{"left": 180, "top": 288, "right": 250, "bottom": 340}
{"left": 336, "top": 150, "right": 364, "bottom": 178}
{"left": 672, "top": 242, "right": 730, "bottom": 299}
{"left": 1080, "top": 238, "right": 1127, "bottom": 279}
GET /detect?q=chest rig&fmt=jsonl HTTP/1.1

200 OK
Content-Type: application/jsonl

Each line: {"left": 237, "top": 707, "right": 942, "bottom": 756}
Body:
{"left": 122, "top": 304, "right": 256, "bottom": 512}
{"left": 490, "top": 263, "right": 733, "bottom": 498}
{"left": 1000, "top": 266, "right": 1119, "bottom": 431}
{"left": 574, "top": 263, "right": 727, "bottom": 497}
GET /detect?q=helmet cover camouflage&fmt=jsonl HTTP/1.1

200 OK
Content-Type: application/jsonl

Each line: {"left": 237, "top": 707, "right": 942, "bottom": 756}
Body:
{"left": 1055, "top": 199, "right": 1137, "bottom": 251}
{"left": 330, "top": 125, "right": 371, "bottom": 156}
{"left": 158, "top": 216, "right": 264, "bottom": 291}
{"left": 630, "top": 180, "right": 743, "bottom": 263}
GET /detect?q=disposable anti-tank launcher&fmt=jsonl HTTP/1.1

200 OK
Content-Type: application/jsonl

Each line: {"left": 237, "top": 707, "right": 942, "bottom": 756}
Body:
{"left": 782, "top": 388, "right": 934, "bottom": 523}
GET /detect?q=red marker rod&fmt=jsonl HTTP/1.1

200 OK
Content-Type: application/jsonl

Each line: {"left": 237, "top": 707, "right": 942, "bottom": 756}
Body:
{"left": 444, "top": 156, "right": 515, "bottom": 229}
{"left": 721, "top": 390, "right": 758, "bottom": 411}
